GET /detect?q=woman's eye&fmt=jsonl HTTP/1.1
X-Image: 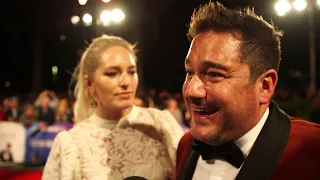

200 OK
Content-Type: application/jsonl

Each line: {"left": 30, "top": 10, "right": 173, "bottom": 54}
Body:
{"left": 104, "top": 72, "right": 117, "bottom": 77}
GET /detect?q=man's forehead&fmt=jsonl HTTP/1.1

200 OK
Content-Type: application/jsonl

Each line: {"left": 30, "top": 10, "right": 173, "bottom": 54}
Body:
{"left": 192, "top": 31, "right": 240, "bottom": 48}
{"left": 185, "top": 33, "right": 243, "bottom": 71}
{"left": 187, "top": 31, "right": 240, "bottom": 59}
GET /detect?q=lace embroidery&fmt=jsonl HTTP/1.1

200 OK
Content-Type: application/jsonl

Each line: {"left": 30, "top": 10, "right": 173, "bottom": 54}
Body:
{"left": 42, "top": 107, "right": 184, "bottom": 180}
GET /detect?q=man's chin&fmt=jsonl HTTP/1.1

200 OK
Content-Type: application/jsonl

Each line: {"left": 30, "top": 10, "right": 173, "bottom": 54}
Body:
{"left": 190, "top": 124, "right": 219, "bottom": 143}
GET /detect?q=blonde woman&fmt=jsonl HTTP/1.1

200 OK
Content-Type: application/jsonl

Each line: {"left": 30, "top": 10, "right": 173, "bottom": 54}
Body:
{"left": 42, "top": 35, "right": 184, "bottom": 180}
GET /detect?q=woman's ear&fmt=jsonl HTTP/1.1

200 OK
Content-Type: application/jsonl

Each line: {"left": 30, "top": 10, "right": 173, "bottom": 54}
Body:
{"left": 258, "top": 69, "right": 278, "bottom": 104}
{"left": 84, "top": 74, "right": 95, "bottom": 96}
{"left": 84, "top": 74, "right": 92, "bottom": 88}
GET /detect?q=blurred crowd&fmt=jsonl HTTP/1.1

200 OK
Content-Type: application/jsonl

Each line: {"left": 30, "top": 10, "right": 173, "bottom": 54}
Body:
{"left": 1, "top": 88, "right": 320, "bottom": 131}
{"left": 0, "top": 90, "right": 75, "bottom": 130}
{"left": 0, "top": 88, "right": 192, "bottom": 130}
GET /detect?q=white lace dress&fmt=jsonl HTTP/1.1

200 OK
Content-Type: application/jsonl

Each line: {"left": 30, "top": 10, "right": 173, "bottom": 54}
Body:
{"left": 42, "top": 106, "right": 184, "bottom": 180}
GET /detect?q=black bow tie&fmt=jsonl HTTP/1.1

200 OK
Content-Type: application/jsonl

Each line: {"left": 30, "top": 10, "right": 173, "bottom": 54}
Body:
{"left": 192, "top": 140, "right": 245, "bottom": 168}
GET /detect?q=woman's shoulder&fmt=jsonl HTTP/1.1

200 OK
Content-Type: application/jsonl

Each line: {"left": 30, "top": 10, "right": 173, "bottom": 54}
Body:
{"left": 68, "top": 117, "right": 95, "bottom": 132}
{"left": 127, "top": 106, "right": 171, "bottom": 126}
{"left": 144, "top": 107, "right": 176, "bottom": 122}
{"left": 132, "top": 106, "right": 180, "bottom": 129}
{"left": 53, "top": 121, "right": 88, "bottom": 142}
{"left": 53, "top": 130, "right": 73, "bottom": 145}
{"left": 43, "top": 130, "right": 79, "bottom": 179}
{"left": 138, "top": 106, "right": 170, "bottom": 116}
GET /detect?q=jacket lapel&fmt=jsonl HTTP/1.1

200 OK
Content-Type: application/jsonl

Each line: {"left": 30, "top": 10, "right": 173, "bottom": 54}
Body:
{"left": 177, "top": 143, "right": 200, "bottom": 180}
{"left": 236, "top": 101, "right": 290, "bottom": 180}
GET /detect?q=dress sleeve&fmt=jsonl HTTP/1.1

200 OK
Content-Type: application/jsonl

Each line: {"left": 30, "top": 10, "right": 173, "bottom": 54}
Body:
{"left": 42, "top": 131, "right": 77, "bottom": 180}
{"left": 151, "top": 109, "right": 185, "bottom": 166}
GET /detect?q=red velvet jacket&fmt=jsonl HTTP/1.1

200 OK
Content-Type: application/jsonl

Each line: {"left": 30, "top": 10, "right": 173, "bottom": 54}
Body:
{"left": 176, "top": 102, "right": 320, "bottom": 180}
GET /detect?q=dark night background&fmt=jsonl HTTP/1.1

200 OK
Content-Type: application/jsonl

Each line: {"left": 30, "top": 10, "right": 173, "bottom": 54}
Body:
{"left": 1, "top": 0, "right": 320, "bottom": 95}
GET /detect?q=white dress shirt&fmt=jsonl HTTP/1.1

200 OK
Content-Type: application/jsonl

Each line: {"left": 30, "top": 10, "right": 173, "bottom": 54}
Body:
{"left": 193, "top": 108, "right": 270, "bottom": 180}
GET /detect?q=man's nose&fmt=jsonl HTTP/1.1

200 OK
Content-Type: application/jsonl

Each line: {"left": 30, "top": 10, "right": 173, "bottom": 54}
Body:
{"left": 184, "top": 75, "right": 206, "bottom": 99}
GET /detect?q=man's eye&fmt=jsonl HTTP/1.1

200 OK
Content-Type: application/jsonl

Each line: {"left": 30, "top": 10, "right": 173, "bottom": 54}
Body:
{"left": 104, "top": 72, "right": 117, "bottom": 77}
{"left": 207, "top": 72, "right": 223, "bottom": 77}
{"left": 185, "top": 70, "right": 194, "bottom": 76}
{"left": 128, "top": 71, "right": 136, "bottom": 75}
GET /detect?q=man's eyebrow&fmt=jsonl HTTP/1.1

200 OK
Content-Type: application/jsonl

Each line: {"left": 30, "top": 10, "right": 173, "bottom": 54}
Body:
{"left": 185, "top": 59, "right": 229, "bottom": 72}
{"left": 201, "top": 60, "right": 229, "bottom": 72}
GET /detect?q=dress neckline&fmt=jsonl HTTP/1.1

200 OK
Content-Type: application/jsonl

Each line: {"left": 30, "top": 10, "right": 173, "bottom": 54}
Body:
{"left": 87, "top": 105, "right": 139, "bottom": 130}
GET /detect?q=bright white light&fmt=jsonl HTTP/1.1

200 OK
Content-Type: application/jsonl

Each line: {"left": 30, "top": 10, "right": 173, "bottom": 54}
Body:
{"left": 275, "top": 0, "right": 292, "bottom": 16}
{"left": 102, "top": 0, "right": 111, "bottom": 2}
{"left": 82, "top": 13, "right": 92, "bottom": 26}
{"left": 78, "top": 0, "right": 87, "bottom": 6}
{"left": 111, "top": 9, "right": 125, "bottom": 23}
{"left": 317, "top": 0, "right": 320, "bottom": 6}
{"left": 71, "top": 16, "right": 80, "bottom": 25}
{"left": 100, "top": 10, "right": 112, "bottom": 26}
{"left": 293, "top": 0, "right": 307, "bottom": 11}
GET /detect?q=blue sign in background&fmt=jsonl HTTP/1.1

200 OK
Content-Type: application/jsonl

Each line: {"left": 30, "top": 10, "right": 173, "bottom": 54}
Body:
{"left": 25, "top": 123, "right": 73, "bottom": 164}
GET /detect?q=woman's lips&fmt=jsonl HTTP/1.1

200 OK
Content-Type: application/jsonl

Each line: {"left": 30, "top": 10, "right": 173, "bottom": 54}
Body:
{"left": 116, "top": 92, "right": 132, "bottom": 99}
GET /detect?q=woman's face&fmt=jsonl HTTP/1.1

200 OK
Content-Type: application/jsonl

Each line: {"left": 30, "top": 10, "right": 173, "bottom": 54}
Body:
{"left": 89, "top": 46, "right": 138, "bottom": 111}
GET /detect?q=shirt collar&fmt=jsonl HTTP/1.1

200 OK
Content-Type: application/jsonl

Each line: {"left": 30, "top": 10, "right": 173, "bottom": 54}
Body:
{"left": 234, "top": 107, "right": 269, "bottom": 156}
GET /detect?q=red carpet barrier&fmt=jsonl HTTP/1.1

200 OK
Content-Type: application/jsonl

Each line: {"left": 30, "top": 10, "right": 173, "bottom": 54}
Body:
{"left": 0, "top": 163, "right": 43, "bottom": 180}
{"left": 0, "top": 169, "right": 42, "bottom": 180}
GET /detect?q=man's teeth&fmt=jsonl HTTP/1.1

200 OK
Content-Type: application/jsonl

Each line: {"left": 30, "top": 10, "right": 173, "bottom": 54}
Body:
{"left": 194, "top": 109, "right": 205, "bottom": 112}
{"left": 194, "top": 109, "right": 211, "bottom": 114}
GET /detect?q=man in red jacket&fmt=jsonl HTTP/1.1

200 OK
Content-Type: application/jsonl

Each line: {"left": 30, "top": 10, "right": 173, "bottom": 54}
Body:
{"left": 176, "top": 2, "right": 320, "bottom": 180}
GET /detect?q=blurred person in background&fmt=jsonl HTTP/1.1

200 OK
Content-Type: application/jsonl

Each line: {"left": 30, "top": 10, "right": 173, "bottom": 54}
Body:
{"left": 158, "top": 90, "right": 171, "bottom": 109}
{"left": 4, "top": 96, "right": 22, "bottom": 121}
{"left": 34, "top": 90, "right": 59, "bottom": 110}
{"left": 0, "top": 143, "right": 13, "bottom": 162}
{"left": 55, "top": 98, "right": 72, "bottom": 123}
{"left": 147, "top": 88, "right": 158, "bottom": 108}
{"left": 133, "top": 96, "right": 145, "bottom": 107}
{"left": 36, "top": 96, "right": 55, "bottom": 126}
{"left": 166, "top": 98, "right": 183, "bottom": 125}
{"left": 43, "top": 35, "right": 184, "bottom": 180}
{"left": 0, "top": 98, "right": 10, "bottom": 121}
{"left": 19, "top": 104, "right": 37, "bottom": 128}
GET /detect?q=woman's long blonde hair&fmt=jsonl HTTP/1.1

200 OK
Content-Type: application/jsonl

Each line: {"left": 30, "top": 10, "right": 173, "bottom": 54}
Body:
{"left": 71, "top": 35, "right": 136, "bottom": 123}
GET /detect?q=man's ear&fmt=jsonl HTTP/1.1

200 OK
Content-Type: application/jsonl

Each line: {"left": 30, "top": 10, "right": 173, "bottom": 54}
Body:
{"left": 257, "top": 69, "right": 278, "bottom": 104}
